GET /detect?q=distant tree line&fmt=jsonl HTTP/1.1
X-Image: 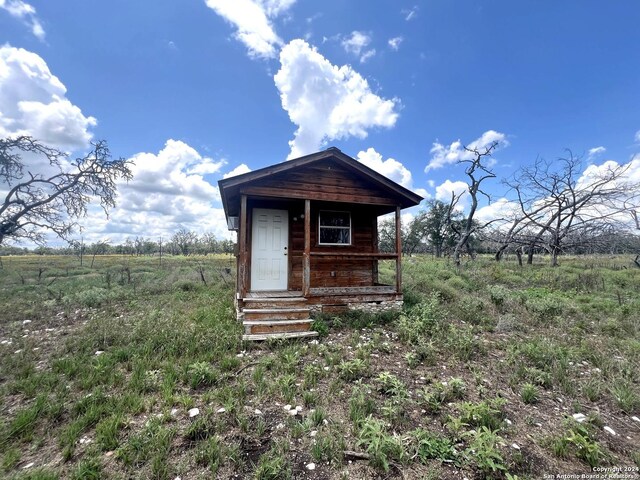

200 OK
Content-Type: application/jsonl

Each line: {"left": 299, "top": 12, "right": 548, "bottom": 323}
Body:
{"left": 0, "top": 229, "right": 235, "bottom": 258}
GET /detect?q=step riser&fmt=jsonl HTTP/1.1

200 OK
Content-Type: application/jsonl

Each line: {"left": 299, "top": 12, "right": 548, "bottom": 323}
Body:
{"left": 242, "top": 300, "right": 307, "bottom": 309}
{"left": 242, "top": 331, "right": 318, "bottom": 341}
{"left": 243, "top": 311, "right": 310, "bottom": 321}
{"left": 246, "top": 322, "right": 313, "bottom": 335}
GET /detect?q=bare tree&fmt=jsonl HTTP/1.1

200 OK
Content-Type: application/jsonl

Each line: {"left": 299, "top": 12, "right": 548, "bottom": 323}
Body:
{"left": 447, "top": 142, "right": 501, "bottom": 267}
{"left": 0, "top": 137, "right": 132, "bottom": 245}
{"left": 505, "top": 151, "right": 639, "bottom": 266}
{"left": 171, "top": 228, "right": 198, "bottom": 256}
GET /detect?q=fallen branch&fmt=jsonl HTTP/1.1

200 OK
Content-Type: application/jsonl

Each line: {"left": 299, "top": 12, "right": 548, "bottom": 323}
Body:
{"left": 343, "top": 450, "right": 370, "bottom": 461}
{"left": 234, "top": 361, "right": 260, "bottom": 377}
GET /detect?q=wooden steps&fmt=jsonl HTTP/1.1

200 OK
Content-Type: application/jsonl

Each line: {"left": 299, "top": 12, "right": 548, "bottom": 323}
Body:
{"left": 239, "top": 295, "right": 317, "bottom": 341}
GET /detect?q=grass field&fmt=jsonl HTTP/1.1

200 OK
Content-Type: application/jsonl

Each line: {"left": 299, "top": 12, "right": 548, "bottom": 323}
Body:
{"left": 0, "top": 253, "right": 639, "bottom": 479}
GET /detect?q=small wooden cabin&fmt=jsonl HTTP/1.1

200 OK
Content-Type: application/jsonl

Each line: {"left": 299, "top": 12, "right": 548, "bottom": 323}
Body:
{"left": 218, "top": 147, "right": 423, "bottom": 340}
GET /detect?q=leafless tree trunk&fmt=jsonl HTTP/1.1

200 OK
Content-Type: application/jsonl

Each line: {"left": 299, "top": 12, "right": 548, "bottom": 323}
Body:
{"left": 448, "top": 142, "right": 501, "bottom": 267}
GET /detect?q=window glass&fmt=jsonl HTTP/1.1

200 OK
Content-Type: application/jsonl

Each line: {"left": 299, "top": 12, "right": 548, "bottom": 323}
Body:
{"left": 319, "top": 211, "right": 351, "bottom": 245}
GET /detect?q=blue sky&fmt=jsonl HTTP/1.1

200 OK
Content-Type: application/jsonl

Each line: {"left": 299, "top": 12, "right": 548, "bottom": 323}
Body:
{"left": 1, "top": 1, "right": 639, "bottom": 243}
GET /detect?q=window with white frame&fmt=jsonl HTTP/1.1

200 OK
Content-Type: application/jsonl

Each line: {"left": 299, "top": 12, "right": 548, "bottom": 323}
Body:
{"left": 318, "top": 211, "right": 351, "bottom": 245}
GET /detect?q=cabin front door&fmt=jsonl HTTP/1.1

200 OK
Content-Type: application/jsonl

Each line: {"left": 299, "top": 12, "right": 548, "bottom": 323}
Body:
{"left": 250, "top": 208, "right": 288, "bottom": 291}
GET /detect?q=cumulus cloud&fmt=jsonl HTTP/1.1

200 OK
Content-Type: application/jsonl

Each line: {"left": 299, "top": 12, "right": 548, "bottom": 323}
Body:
{"left": 476, "top": 198, "right": 519, "bottom": 223}
{"left": 435, "top": 180, "right": 469, "bottom": 211}
{"left": 223, "top": 163, "right": 251, "bottom": 178}
{"left": 0, "top": 45, "right": 96, "bottom": 148}
{"left": 388, "top": 36, "right": 403, "bottom": 51}
{"left": 204, "top": 0, "right": 295, "bottom": 58}
{"left": 0, "top": 0, "right": 45, "bottom": 40}
{"left": 356, "top": 147, "right": 426, "bottom": 197}
{"left": 90, "top": 140, "right": 229, "bottom": 243}
{"left": 274, "top": 39, "right": 399, "bottom": 159}
{"left": 587, "top": 146, "right": 606, "bottom": 160}
{"left": 426, "top": 130, "right": 508, "bottom": 172}
{"left": 341, "top": 31, "right": 376, "bottom": 63}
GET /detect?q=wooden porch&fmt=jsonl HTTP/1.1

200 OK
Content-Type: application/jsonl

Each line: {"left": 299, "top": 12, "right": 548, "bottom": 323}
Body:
{"left": 238, "top": 285, "right": 401, "bottom": 341}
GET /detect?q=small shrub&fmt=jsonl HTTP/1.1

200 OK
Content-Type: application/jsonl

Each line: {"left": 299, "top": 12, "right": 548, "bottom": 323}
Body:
{"left": 610, "top": 382, "right": 640, "bottom": 413}
{"left": 410, "top": 428, "right": 459, "bottom": 465}
{"left": 463, "top": 427, "right": 507, "bottom": 475}
{"left": 311, "top": 428, "right": 345, "bottom": 465}
{"left": 376, "top": 372, "right": 408, "bottom": 398}
{"left": 521, "top": 383, "right": 539, "bottom": 404}
{"left": 174, "top": 280, "right": 200, "bottom": 292}
{"left": 356, "top": 416, "right": 406, "bottom": 472}
{"left": 338, "top": 358, "right": 370, "bottom": 381}
{"left": 458, "top": 398, "right": 506, "bottom": 431}
{"left": 309, "top": 408, "right": 327, "bottom": 427}
{"left": 349, "top": 387, "right": 376, "bottom": 426}
{"left": 311, "top": 319, "right": 329, "bottom": 337}
{"left": 488, "top": 285, "right": 510, "bottom": 310}
{"left": 187, "top": 362, "right": 219, "bottom": 389}
{"left": 551, "top": 422, "right": 608, "bottom": 467}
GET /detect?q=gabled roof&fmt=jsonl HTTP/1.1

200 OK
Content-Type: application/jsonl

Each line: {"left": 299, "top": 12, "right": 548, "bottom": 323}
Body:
{"left": 218, "top": 147, "right": 423, "bottom": 222}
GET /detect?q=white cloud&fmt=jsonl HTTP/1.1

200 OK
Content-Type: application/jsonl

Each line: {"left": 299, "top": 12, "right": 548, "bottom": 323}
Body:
{"left": 0, "top": 0, "right": 45, "bottom": 40}
{"left": 359, "top": 48, "right": 376, "bottom": 63}
{"left": 356, "top": 147, "right": 426, "bottom": 197}
{"left": 634, "top": 130, "right": 640, "bottom": 143}
{"left": 402, "top": 6, "right": 418, "bottom": 21}
{"left": 341, "top": 31, "right": 375, "bottom": 63}
{"left": 204, "top": 0, "right": 295, "bottom": 59}
{"left": 274, "top": 39, "right": 399, "bottom": 159}
{"left": 223, "top": 163, "right": 251, "bottom": 178}
{"left": 89, "top": 140, "right": 229, "bottom": 243}
{"left": 476, "top": 198, "right": 519, "bottom": 224}
{"left": 388, "top": 36, "right": 403, "bottom": 51}
{"left": 587, "top": 146, "right": 606, "bottom": 160}
{"left": 0, "top": 45, "right": 96, "bottom": 148}
{"left": 435, "top": 180, "right": 469, "bottom": 211}
{"left": 426, "top": 130, "right": 508, "bottom": 172}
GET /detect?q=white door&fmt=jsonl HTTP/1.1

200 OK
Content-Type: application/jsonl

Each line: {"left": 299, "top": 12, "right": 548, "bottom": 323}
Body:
{"left": 251, "top": 208, "right": 288, "bottom": 291}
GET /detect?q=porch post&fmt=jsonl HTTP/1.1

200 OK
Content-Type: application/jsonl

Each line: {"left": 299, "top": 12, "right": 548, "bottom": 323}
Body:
{"left": 303, "top": 199, "right": 311, "bottom": 297}
{"left": 239, "top": 194, "right": 248, "bottom": 298}
{"left": 395, "top": 206, "right": 402, "bottom": 294}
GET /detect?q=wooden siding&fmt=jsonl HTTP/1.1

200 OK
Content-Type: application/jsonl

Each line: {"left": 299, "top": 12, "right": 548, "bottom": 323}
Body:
{"left": 239, "top": 159, "right": 397, "bottom": 207}
{"left": 289, "top": 202, "right": 378, "bottom": 290}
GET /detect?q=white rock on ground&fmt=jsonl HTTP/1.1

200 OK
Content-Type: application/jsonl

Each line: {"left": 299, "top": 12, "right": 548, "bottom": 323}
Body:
{"left": 22, "top": 462, "right": 34, "bottom": 469}
{"left": 306, "top": 463, "right": 316, "bottom": 470}
{"left": 170, "top": 408, "right": 179, "bottom": 416}
{"left": 603, "top": 426, "right": 616, "bottom": 436}
{"left": 511, "top": 443, "right": 520, "bottom": 450}
{"left": 23, "top": 320, "right": 32, "bottom": 325}
{"left": 95, "top": 351, "right": 104, "bottom": 356}
{"left": 632, "top": 416, "right": 640, "bottom": 423}
{"left": 217, "top": 407, "right": 226, "bottom": 413}
{"left": 288, "top": 409, "right": 298, "bottom": 416}
{"left": 254, "top": 409, "right": 263, "bottom": 415}
{"left": 295, "top": 406, "right": 303, "bottom": 412}
{"left": 572, "top": 413, "right": 587, "bottom": 423}
{"left": 284, "top": 404, "right": 292, "bottom": 411}
{"left": 188, "top": 408, "right": 200, "bottom": 418}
